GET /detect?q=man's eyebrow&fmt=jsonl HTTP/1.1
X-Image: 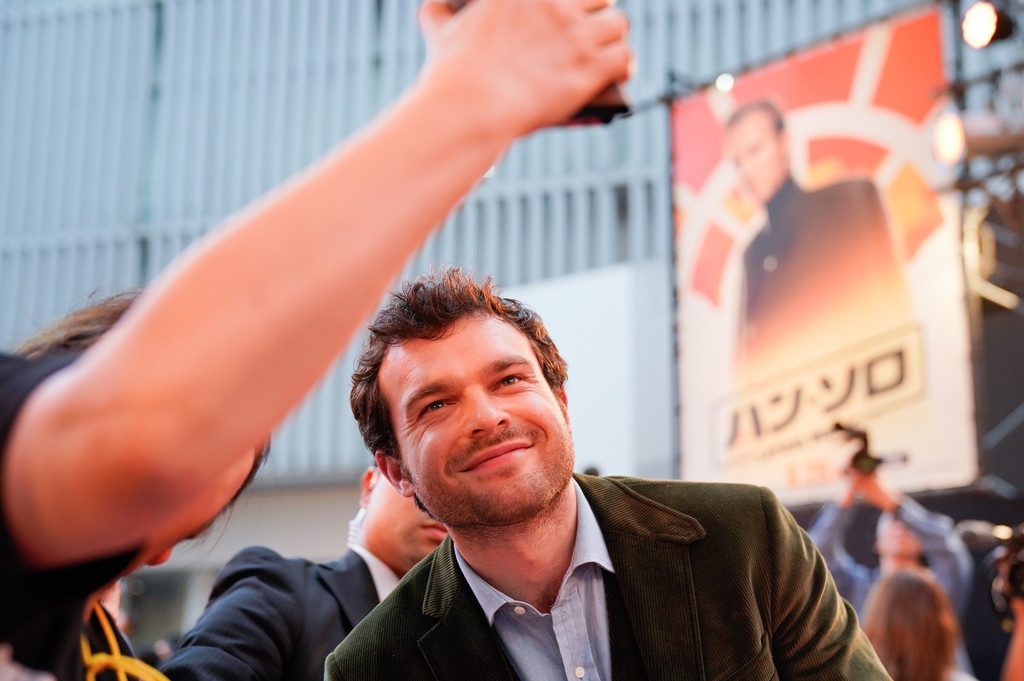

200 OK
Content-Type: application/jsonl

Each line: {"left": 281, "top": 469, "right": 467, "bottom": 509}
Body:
{"left": 484, "top": 354, "right": 534, "bottom": 376}
{"left": 403, "top": 380, "right": 455, "bottom": 415}
{"left": 402, "top": 355, "right": 536, "bottom": 415}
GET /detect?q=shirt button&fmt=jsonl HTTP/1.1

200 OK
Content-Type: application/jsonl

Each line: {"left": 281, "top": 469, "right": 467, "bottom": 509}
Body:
{"left": 575, "top": 667, "right": 585, "bottom": 679}
{"left": 513, "top": 606, "right": 526, "bottom": 615}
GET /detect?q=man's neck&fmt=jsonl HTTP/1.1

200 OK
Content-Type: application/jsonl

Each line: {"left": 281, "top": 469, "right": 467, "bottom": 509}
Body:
{"left": 451, "top": 481, "right": 577, "bottom": 613}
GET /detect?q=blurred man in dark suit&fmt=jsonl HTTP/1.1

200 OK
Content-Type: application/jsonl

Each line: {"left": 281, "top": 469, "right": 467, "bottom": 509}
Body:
{"left": 161, "top": 466, "right": 446, "bottom": 681}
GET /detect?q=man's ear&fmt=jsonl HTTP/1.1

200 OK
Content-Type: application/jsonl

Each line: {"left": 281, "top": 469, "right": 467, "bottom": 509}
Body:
{"left": 147, "top": 547, "right": 174, "bottom": 567}
{"left": 358, "top": 466, "right": 378, "bottom": 508}
{"left": 558, "top": 387, "right": 571, "bottom": 427}
{"left": 374, "top": 450, "right": 414, "bottom": 498}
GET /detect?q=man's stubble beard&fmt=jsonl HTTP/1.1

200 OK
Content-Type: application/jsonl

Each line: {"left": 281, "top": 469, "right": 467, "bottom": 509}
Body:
{"left": 403, "top": 421, "right": 576, "bottom": 532}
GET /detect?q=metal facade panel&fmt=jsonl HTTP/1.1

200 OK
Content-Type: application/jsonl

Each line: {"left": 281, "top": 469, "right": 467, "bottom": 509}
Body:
{"left": 0, "top": 0, "right": 150, "bottom": 347}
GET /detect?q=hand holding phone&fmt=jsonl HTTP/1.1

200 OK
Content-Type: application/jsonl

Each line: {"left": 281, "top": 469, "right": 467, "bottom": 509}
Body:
{"left": 444, "top": 0, "right": 630, "bottom": 125}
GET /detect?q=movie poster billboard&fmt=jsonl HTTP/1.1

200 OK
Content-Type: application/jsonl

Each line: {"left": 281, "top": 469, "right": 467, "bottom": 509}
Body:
{"left": 672, "top": 8, "right": 977, "bottom": 506}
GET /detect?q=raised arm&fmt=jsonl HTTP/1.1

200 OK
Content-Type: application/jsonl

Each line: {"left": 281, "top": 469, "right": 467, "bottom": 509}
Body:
{"left": 855, "top": 471, "right": 973, "bottom": 615}
{"left": 2, "top": 0, "right": 632, "bottom": 569}
{"left": 807, "top": 476, "right": 876, "bottom": 606}
{"left": 892, "top": 497, "right": 973, "bottom": 615}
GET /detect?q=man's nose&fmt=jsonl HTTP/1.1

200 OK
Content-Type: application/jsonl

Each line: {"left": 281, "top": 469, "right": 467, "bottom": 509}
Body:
{"left": 464, "top": 388, "right": 510, "bottom": 435}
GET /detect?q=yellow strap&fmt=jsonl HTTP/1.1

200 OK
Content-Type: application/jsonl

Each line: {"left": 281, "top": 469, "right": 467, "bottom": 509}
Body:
{"left": 80, "top": 604, "right": 172, "bottom": 681}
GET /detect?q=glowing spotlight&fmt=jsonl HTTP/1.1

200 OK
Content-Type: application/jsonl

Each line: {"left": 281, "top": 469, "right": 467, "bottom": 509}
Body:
{"left": 932, "top": 111, "right": 1024, "bottom": 163}
{"left": 933, "top": 112, "right": 967, "bottom": 165}
{"left": 714, "top": 73, "right": 735, "bottom": 93}
{"left": 962, "top": 2, "right": 1014, "bottom": 49}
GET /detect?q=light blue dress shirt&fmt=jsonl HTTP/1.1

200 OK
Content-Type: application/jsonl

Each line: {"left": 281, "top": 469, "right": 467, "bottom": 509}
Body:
{"left": 455, "top": 480, "right": 614, "bottom": 681}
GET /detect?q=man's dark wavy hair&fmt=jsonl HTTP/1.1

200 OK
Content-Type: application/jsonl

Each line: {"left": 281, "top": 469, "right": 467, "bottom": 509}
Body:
{"left": 350, "top": 267, "right": 568, "bottom": 460}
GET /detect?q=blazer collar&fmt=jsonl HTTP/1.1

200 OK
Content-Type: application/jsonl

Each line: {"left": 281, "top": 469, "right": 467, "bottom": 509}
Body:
{"left": 577, "top": 475, "right": 707, "bottom": 681}
{"left": 419, "top": 540, "right": 521, "bottom": 681}
{"left": 574, "top": 474, "right": 705, "bottom": 544}
{"left": 317, "top": 549, "right": 380, "bottom": 628}
{"left": 417, "top": 476, "right": 708, "bottom": 681}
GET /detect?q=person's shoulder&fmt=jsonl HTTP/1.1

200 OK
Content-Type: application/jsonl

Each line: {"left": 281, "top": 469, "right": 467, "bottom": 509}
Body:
{"left": 0, "top": 353, "right": 76, "bottom": 407}
{"left": 586, "top": 475, "right": 778, "bottom": 520}
{"left": 223, "top": 545, "right": 297, "bottom": 568}
{"left": 0, "top": 352, "right": 78, "bottom": 453}
{"left": 585, "top": 477, "right": 795, "bottom": 558}
{"left": 597, "top": 475, "right": 767, "bottom": 501}
{"left": 0, "top": 352, "right": 76, "bottom": 380}
{"left": 213, "top": 545, "right": 320, "bottom": 592}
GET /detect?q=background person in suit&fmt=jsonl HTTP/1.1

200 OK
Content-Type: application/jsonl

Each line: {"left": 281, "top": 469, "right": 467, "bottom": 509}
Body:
{"left": 724, "top": 99, "right": 911, "bottom": 387}
{"left": 325, "top": 267, "right": 889, "bottom": 681}
{"left": 160, "top": 466, "right": 446, "bottom": 681}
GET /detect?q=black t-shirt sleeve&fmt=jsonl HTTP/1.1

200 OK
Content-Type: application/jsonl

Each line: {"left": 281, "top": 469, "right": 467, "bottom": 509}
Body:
{"left": 0, "top": 352, "right": 136, "bottom": 673}
{"left": 0, "top": 352, "right": 77, "bottom": 451}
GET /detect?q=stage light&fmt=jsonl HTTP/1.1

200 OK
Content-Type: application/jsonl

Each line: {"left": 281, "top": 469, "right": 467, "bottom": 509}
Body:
{"left": 931, "top": 111, "right": 1024, "bottom": 164}
{"left": 963, "top": 204, "right": 1022, "bottom": 310}
{"left": 962, "top": 1, "right": 1014, "bottom": 49}
{"left": 714, "top": 73, "right": 735, "bottom": 93}
{"left": 933, "top": 111, "right": 966, "bottom": 165}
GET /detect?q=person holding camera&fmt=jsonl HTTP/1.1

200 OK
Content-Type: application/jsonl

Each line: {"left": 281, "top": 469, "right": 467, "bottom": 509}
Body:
{"left": 808, "top": 468, "right": 974, "bottom": 617}
{"left": 808, "top": 466, "right": 974, "bottom": 672}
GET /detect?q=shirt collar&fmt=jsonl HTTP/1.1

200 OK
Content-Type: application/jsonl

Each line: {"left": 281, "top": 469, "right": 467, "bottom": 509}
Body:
{"left": 349, "top": 544, "right": 401, "bottom": 602}
{"left": 455, "top": 478, "right": 614, "bottom": 624}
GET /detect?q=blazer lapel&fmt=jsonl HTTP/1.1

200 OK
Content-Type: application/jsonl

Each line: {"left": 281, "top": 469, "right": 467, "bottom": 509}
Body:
{"left": 577, "top": 475, "right": 707, "bottom": 681}
{"left": 417, "top": 540, "right": 521, "bottom": 681}
{"left": 317, "top": 550, "right": 380, "bottom": 629}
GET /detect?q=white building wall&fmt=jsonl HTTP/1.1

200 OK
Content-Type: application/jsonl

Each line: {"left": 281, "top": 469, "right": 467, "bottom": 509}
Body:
{"left": 506, "top": 260, "right": 677, "bottom": 480}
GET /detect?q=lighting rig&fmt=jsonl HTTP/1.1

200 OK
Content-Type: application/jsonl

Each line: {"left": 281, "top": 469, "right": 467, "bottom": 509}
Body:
{"left": 931, "top": 1, "right": 1024, "bottom": 310}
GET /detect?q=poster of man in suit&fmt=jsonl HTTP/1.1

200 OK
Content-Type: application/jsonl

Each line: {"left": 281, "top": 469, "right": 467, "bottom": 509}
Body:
{"left": 672, "top": 8, "right": 977, "bottom": 505}
{"left": 726, "top": 99, "right": 912, "bottom": 388}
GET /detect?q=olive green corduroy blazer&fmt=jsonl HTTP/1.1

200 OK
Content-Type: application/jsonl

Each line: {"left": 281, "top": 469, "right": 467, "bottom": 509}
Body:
{"left": 325, "top": 475, "right": 891, "bottom": 681}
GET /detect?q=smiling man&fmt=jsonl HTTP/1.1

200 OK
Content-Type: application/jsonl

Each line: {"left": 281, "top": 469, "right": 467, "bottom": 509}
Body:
{"left": 326, "top": 267, "right": 891, "bottom": 681}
